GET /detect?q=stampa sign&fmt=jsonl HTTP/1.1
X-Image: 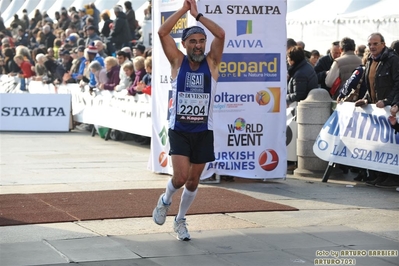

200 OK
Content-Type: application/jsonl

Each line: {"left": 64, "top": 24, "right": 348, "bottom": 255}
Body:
{"left": 313, "top": 102, "right": 399, "bottom": 175}
{"left": 0, "top": 94, "right": 71, "bottom": 132}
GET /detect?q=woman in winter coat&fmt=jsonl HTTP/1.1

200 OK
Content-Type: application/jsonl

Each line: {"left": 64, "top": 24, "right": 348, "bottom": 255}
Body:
{"left": 99, "top": 56, "right": 120, "bottom": 91}
{"left": 286, "top": 46, "right": 318, "bottom": 105}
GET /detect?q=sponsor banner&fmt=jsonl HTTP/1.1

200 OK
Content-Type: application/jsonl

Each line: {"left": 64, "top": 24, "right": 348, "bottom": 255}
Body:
{"left": 58, "top": 84, "right": 152, "bottom": 137}
{"left": 313, "top": 102, "right": 399, "bottom": 174}
{"left": 151, "top": 0, "right": 287, "bottom": 179}
{"left": 0, "top": 93, "right": 71, "bottom": 132}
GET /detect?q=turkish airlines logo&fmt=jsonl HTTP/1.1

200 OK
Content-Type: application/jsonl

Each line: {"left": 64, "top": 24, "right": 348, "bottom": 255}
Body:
{"left": 258, "top": 149, "right": 279, "bottom": 171}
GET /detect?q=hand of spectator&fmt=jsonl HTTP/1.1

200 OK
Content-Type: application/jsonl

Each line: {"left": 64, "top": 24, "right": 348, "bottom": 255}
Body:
{"left": 63, "top": 72, "right": 71, "bottom": 82}
{"left": 390, "top": 105, "right": 398, "bottom": 116}
{"left": 376, "top": 100, "right": 385, "bottom": 108}
{"left": 135, "top": 82, "right": 145, "bottom": 92}
{"left": 388, "top": 115, "right": 397, "bottom": 126}
{"left": 354, "top": 99, "right": 368, "bottom": 107}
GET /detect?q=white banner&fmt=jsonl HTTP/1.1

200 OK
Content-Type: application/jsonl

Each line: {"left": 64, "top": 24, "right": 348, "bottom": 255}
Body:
{"left": 313, "top": 102, "right": 399, "bottom": 174}
{"left": 0, "top": 93, "right": 71, "bottom": 132}
{"left": 151, "top": 0, "right": 287, "bottom": 179}
{"left": 58, "top": 84, "right": 152, "bottom": 137}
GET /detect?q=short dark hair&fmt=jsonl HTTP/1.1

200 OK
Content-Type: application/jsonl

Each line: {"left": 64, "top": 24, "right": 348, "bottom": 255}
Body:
{"left": 287, "top": 46, "right": 305, "bottom": 63}
{"left": 368, "top": 32, "right": 385, "bottom": 43}
{"left": 117, "top": 50, "right": 128, "bottom": 58}
{"left": 340, "top": 37, "right": 356, "bottom": 52}
{"left": 124, "top": 1, "right": 132, "bottom": 10}
{"left": 310, "top": 50, "right": 320, "bottom": 57}
{"left": 287, "top": 38, "right": 297, "bottom": 49}
{"left": 332, "top": 41, "right": 339, "bottom": 46}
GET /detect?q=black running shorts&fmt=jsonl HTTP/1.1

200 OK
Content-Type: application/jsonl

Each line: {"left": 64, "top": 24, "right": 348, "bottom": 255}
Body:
{"left": 168, "top": 129, "right": 215, "bottom": 164}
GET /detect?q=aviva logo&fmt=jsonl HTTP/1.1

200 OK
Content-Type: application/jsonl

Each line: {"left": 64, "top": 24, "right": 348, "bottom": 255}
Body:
{"left": 237, "top": 20, "right": 253, "bottom": 36}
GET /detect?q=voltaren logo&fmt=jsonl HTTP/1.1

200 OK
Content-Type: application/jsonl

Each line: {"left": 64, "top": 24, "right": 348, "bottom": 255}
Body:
{"left": 255, "top": 87, "right": 281, "bottom": 113}
{"left": 236, "top": 20, "right": 252, "bottom": 36}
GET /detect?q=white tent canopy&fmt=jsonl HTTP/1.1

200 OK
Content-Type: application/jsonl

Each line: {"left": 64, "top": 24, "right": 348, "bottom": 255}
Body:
{"left": 337, "top": 0, "right": 399, "bottom": 22}
{"left": 45, "top": 0, "right": 75, "bottom": 20}
{"left": 286, "top": 0, "right": 398, "bottom": 53}
{"left": 2, "top": 0, "right": 25, "bottom": 24}
{"left": 4, "top": 0, "right": 41, "bottom": 27}
{"left": 287, "top": 0, "right": 314, "bottom": 13}
{"left": 28, "top": 0, "right": 56, "bottom": 20}
{"left": 0, "top": 0, "right": 12, "bottom": 14}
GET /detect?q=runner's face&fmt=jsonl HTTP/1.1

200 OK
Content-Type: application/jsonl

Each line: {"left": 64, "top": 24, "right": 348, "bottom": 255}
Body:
{"left": 185, "top": 34, "right": 206, "bottom": 63}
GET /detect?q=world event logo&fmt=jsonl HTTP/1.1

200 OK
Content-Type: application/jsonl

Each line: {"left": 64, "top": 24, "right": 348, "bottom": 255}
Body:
{"left": 218, "top": 53, "right": 280, "bottom": 82}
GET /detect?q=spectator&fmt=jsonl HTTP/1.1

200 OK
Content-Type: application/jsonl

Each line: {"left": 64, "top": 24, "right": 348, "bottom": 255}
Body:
{"left": 355, "top": 33, "right": 399, "bottom": 188}
{"left": 325, "top": 37, "right": 362, "bottom": 99}
{"left": 43, "top": 56, "right": 66, "bottom": 85}
{"left": 43, "top": 24, "right": 56, "bottom": 49}
{"left": 85, "top": 43, "right": 105, "bottom": 89}
{"left": 309, "top": 50, "right": 320, "bottom": 67}
{"left": 33, "top": 53, "right": 47, "bottom": 80}
{"left": 314, "top": 41, "right": 340, "bottom": 90}
{"left": 64, "top": 45, "right": 86, "bottom": 83}
{"left": 13, "top": 54, "right": 34, "bottom": 91}
{"left": 100, "top": 11, "right": 112, "bottom": 38}
{"left": 337, "top": 49, "right": 370, "bottom": 103}
{"left": 89, "top": 2, "right": 101, "bottom": 30}
{"left": 15, "top": 28, "right": 29, "bottom": 47}
{"left": 286, "top": 46, "right": 318, "bottom": 105}
{"left": 99, "top": 56, "right": 120, "bottom": 91}
{"left": 296, "top": 40, "right": 311, "bottom": 59}
{"left": 94, "top": 40, "right": 108, "bottom": 58}
{"left": 85, "top": 25, "right": 101, "bottom": 47}
{"left": 135, "top": 56, "right": 152, "bottom": 95}
{"left": 60, "top": 50, "right": 73, "bottom": 72}
{"left": 53, "top": 39, "right": 62, "bottom": 60}
{"left": 114, "top": 50, "right": 131, "bottom": 92}
{"left": 10, "top": 14, "right": 26, "bottom": 31}
{"left": 355, "top": 44, "right": 366, "bottom": 59}
{"left": 391, "top": 40, "right": 399, "bottom": 55}
{"left": 132, "top": 43, "right": 145, "bottom": 57}
{"left": 121, "top": 61, "right": 135, "bottom": 93}
{"left": 22, "top": 9, "right": 30, "bottom": 30}
{"left": 110, "top": 5, "right": 132, "bottom": 50}
{"left": 127, "top": 55, "right": 146, "bottom": 96}
{"left": 88, "top": 60, "right": 108, "bottom": 87}
{"left": 3, "top": 47, "right": 20, "bottom": 75}
{"left": 124, "top": 1, "right": 137, "bottom": 40}
{"left": 59, "top": 11, "right": 71, "bottom": 31}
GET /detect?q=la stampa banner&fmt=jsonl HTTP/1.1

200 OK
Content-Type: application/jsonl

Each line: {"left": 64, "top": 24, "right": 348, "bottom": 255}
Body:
{"left": 313, "top": 102, "right": 399, "bottom": 174}
{"left": 151, "top": 0, "right": 287, "bottom": 179}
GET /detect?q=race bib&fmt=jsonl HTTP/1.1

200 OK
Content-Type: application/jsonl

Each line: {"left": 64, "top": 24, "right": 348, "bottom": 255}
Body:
{"left": 176, "top": 92, "right": 209, "bottom": 123}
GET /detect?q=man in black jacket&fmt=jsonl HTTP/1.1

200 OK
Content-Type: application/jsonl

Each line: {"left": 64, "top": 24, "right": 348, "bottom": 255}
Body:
{"left": 110, "top": 5, "right": 132, "bottom": 50}
{"left": 42, "top": 24, "right": 56, "bottom": 49}
{"left": 314, "top": 41, "right": 340, "bottom": 90}
{"left": 355, "top": 33, "right": 399, "bottom": 188}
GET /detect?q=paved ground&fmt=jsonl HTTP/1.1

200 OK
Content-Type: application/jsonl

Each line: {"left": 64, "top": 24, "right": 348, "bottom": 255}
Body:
{"left": 0, "top": 130, "right": 398, "bottom": 266}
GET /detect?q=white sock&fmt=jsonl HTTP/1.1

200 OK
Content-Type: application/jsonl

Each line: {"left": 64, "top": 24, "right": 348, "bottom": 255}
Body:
{"left": 163, "top": 179, "right": 178, "bottom": 205}
{"left": 176, "top": 187, "right": 198, "bottom": 221}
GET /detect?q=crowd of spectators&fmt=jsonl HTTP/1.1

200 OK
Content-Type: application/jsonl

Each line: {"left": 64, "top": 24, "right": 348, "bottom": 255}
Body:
{"left": 0, "top": 1, "right": 152, "bottom": 143}
{"left": 286, "top": 35, "right": 399, "bottom": 189}
{"left": 0, "top": 1, "right": 152, "bottom": 98}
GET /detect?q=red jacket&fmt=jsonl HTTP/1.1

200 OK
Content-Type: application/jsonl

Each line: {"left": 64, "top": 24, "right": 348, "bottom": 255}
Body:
{"left": 20, "top": 61, "right": 34, "bottom": 78}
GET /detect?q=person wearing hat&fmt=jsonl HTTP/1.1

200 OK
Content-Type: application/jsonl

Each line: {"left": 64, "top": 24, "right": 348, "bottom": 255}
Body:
{"left": 132, "top": 43, "right": 145, "bottom": 57}
{"left": 84, "top": 43, "right": 104, "bottom": 89}
{"left": 152, "top": 0, "right": 225, "bottom": 241}
{"left": 109, "top": 5, "right": 132, "bottom": 50}
{"left": 64, "top": 45, "right": 86, "bottom": 83}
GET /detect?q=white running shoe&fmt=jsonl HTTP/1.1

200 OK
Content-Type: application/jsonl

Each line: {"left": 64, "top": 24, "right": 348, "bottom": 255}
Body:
{"left": 173, "top": 217, "right": 191, "bottom": 241}
{"left": 152, "top": 193, "right": 170, "bottom": 225}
